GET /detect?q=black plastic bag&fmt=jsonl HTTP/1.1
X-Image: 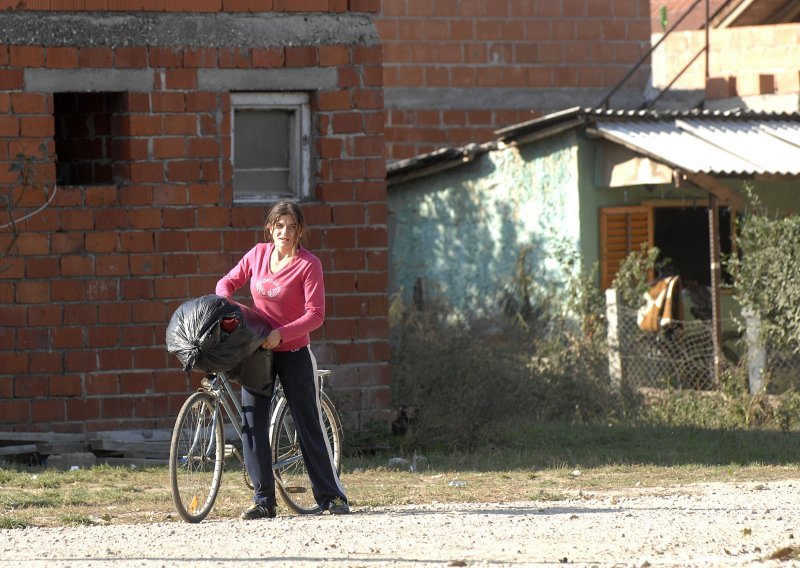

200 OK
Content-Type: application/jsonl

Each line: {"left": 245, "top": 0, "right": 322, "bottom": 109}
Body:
{"left": 166, "top": 294, "right": 271, "bottom": 374}
{"left": 228, "top": 348, "right": 274, "bottom": 394}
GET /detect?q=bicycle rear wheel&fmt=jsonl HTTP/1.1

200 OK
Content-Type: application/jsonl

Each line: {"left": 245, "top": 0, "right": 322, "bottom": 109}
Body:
{"left": 270, "top": 391, "right": 342, "bottom": 514}
{"left": 169, "top": 391, "right": 224, "bottom": 523}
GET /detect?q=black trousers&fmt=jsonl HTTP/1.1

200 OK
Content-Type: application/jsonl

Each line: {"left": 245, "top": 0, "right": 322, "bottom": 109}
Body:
{"left": 240, "top": 346, "right": 347, "bottom": 508}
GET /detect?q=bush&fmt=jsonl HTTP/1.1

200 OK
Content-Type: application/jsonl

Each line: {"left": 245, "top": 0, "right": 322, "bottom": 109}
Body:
{"left": 387, "top": 211, "right": 800, "bottom": 452}
{"left": 611, "top": 242, "right": 665, "bottom": 309}
{"left": 390, "top": 301, "right": 533, "bottom": 451}
{"left": 638, "top": 365, "right": 769, "bottom": 429}
{"left": 389, "top": 240, "right": 642, "bottom": 451}
{"left": 727, "top": 189, "right": 800, "bottom": 354}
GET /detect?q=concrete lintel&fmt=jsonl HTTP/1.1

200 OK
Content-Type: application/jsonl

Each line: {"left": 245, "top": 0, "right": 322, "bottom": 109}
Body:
{"left": 198, "top": 68, "right": 337, "bottom": 92}
{"left": 384, "top": 87, "right": 646, "bottom": 111}
{"left": 25, "top": 68, "right": 154, "bottom": 92}
{"left": 0, "top": 12, "right": 378, "bottom": 48}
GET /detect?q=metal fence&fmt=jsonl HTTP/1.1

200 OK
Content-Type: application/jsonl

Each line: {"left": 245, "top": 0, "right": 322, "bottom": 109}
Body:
{"left": 605, "top": 290, "right": 800, "bottom": 395}
{"left": 761, "top": 349, "right": 800, "bottom": 395}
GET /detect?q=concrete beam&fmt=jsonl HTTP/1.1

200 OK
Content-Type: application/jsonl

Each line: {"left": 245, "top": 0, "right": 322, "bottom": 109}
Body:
{"left": 25, "top": 68, "right": 154, "bottom": 92}
{"left": 198, "top": 68, "right": 338, "bottom": 92}
{"left": 384, "top": 87, "right": 646, "bottom": 112}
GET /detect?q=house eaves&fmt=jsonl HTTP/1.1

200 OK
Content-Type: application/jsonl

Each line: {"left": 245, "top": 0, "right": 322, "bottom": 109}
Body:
{"left": 387, "top": 106, "right": 586, "bottom": 187}
{"left": 387, "top": 106, "right": 800, "bottom": 187}
{"left": 713, "top": 0, "right": 800, "bottom": 27}
{"left": 386, "top": 142, "right": 498, "bottom": 187}
{"left": 652, "top": 0, "right": 729, "bottom": 31}
{"left": 652, "top": 0, "right": 800, "bottom": 31}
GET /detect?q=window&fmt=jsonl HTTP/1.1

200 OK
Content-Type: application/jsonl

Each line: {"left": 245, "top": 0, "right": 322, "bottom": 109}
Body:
{"left": 54, "top": 92, "right": 124, "bottom": 186}
{"left": 231, "top": 93, "right": 311, "bottom": 202}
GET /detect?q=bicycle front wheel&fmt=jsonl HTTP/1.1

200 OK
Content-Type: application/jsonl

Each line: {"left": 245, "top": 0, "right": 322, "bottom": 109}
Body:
{"left": 270, "top": 391, "right": 343, "bottom": 514}
{"left": 169, "top": 391, "right": 224, "bottom": 523}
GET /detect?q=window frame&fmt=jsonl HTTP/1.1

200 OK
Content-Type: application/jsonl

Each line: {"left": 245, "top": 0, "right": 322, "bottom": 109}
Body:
{"left": 230, "top": 92, "right": 311, "bottom": 203}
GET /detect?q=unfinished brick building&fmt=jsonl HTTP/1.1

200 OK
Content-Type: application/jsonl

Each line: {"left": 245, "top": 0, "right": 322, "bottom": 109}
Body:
{"left": 0, "top": 1, "right": 390, "bottom": 434}
{"left": 650, "top": 0, "right": 800, "bottom": 111}
{"left": 376, "top": 0, "right": 653, "bottom": 161}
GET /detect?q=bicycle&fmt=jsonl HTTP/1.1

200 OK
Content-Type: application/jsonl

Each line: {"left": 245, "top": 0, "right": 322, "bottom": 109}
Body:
{"left": 168, "top": 369, "right": 343, "bottom": 523}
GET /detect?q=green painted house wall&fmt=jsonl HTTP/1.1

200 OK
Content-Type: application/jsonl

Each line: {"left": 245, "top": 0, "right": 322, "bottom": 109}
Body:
{"left": 388, "top": 127, "right": 800, "bottom": 322}
{"left": 388, "top": 130, "right": 581, "bottom": 319}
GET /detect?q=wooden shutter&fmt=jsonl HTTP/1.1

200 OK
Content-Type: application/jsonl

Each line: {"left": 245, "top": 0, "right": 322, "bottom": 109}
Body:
{"left": 600, "top": 206, "right": 654, "bottom": 290}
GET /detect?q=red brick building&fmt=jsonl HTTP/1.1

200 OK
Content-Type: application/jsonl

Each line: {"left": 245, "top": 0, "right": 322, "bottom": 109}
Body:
{"left": 376, "top": 0, "right": 653, "bottom": 161}
{"left": 0, "top": 0, "right": 390, "bottom": 434}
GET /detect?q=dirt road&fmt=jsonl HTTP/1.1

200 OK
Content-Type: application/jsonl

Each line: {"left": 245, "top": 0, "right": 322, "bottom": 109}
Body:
{"left": 3, "top": 480, "right": 800, "bottom": 567}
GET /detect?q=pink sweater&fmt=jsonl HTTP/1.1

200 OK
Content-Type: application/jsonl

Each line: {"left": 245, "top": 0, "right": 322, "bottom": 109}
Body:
{"left": 215, "top": 243, "right": 325, "bottom": 352}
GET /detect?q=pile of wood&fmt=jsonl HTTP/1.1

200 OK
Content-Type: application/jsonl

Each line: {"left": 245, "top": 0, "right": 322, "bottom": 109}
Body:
{"left": 0, "top": 430, "right": 172, "bottom": 469}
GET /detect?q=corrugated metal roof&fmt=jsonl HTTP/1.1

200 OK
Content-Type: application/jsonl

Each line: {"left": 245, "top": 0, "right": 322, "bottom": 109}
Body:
{"left": 594, "top": 117, "right": 800, "bottom": 176}
{"left": 388, "top": 108, "right": 800, "bottom": 184}
{"left": 763, "top": 122, "right": 800, "bottom": 147}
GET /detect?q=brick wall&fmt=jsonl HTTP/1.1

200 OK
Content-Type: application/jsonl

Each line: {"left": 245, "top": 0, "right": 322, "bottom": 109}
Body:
{"left": 0, "top": 6, "right": 390, "bottom": 433}
{"left": 376, "top": 0, "right": 652, "bottom": 161}
{"left": 652, "top": 23, "right": 800, "bottom": 99}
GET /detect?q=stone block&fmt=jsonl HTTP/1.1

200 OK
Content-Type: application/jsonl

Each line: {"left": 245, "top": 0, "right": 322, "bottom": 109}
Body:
{"left": 46, "top": 452, "right": 97, "bottom": 471}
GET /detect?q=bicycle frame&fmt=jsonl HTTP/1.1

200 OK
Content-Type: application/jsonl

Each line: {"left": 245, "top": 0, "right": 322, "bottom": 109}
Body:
{"left": 210, "top": 373, "right": 245, "bottom": 442}
{"left": 170, "top": 368, "right": 341, "bottom": 521}
{"left": 199, "top": 371, "right": 330, "bottom": 467}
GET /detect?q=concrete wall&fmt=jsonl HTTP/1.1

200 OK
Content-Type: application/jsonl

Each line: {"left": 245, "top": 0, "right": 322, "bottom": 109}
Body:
{"left": 0, "top": 4, "right": 391, "bottom": 433}
{"left": 377, "top": 0, "right": 652, "bottom": 161}
{"left": 388, "top": 130, "right": 580, "bottom": 319}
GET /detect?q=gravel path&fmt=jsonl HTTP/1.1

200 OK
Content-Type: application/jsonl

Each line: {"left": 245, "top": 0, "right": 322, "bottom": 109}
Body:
{"left": 3, "top": 480, "right": 800, "bottom": 567}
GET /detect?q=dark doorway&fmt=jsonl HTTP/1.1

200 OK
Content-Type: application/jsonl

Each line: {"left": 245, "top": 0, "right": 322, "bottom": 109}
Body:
{"left": 653, "top": 205, "right": 732, "bottom": 286}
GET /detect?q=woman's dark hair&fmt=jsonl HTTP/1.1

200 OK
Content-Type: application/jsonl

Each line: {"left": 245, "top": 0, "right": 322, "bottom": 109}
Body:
{"left": 263, "top": 201, "right": 306, "bottom": 247}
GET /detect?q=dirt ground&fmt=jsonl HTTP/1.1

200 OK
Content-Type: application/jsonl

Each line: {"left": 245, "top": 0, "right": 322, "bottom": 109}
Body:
{"left": 3, "top": 479, "right": 800, "bottom": 567}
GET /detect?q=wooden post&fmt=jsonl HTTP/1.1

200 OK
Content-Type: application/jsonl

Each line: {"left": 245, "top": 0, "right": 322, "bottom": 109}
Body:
{"left": 705, "top": 0, "right": 710, "bottom": 84}
{"left": 708, "top": 194, "right": 723, "bottom": 385}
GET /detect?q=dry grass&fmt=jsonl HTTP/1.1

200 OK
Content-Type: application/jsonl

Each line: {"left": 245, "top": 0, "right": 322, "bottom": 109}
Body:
{"left": 5, "top": 421, "right": 800, "bottom": 528}
{"left": 2, "top": 458, "right": 800, "bottom": 528}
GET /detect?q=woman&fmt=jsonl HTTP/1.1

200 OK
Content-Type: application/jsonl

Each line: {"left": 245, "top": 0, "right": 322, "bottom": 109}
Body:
{"left": 216, "top": 201, "right": 349, "bottom": 519}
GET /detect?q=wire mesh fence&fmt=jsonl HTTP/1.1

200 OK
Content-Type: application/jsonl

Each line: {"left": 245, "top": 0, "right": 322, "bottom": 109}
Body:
{"left": 761, "top": 349, "right": 800, "bottom": 395}
{"left": 612, "top": 305, "right": 729, "bottom": 390}
{"left": 606, "top": 295, "right": 800, "bottom": 395}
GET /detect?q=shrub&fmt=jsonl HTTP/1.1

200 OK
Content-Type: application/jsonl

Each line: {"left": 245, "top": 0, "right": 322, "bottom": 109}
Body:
{"left": 611, "top": 242, "right": 664, "bottom": 309}
{"left": 390, "top": 299, "right": 534, "bottom": 451}
{"left": 726, "top": 189, "right": 800, "bottom": 355}
{"left": 389, "top": 241, "right": 640, "bottom": 451}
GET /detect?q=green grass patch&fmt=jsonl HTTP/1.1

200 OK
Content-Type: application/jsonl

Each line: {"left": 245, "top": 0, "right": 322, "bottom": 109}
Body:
{"left": 0, "top": 513, "right": 32, "bottom": 529}
{"left": 357, "top": 422, "right": 800, "bottom": 472}
{"left": 60, "top": 513, "right": 94, "bottom": 526}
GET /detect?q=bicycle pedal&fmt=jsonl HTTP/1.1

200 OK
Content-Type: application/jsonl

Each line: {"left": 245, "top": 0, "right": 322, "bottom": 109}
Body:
{"left": 285, "top": 486, "right": 307, "bottom": 494}
{"left": 224, "top": 444, "right": 234, "bottom": 458}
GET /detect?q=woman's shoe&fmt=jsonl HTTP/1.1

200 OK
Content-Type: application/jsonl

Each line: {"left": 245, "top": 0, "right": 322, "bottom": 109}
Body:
{"left": 240, "top": 504, "right": 277, "bottom": 520}
{"left": 324, "top": 497, "right": 350, "bottom": 515}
